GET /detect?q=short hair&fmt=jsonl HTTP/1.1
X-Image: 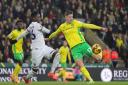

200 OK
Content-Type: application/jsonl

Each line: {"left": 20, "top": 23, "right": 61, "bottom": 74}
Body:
{"left": 31, "top": 11, "right": 39, "bottom": 17}
{"left": 16, "top": 19, "right": 23, "bottom": 25}
{"left": 64, "top": 10, "right": 73, "bottom": 16}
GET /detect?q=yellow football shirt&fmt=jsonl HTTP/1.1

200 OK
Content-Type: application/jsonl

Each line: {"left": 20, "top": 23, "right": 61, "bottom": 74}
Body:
{"left": 59, "top": 46, "right": 71, "bottom": 63}
{"left": 116, "top": 38, "right": 124, "bottom": 48}
{"left": 8, "top": 29, "right": 24, "bottom": 53}
{"left": 49, "top": 19, "right": 102, "bottom": 48}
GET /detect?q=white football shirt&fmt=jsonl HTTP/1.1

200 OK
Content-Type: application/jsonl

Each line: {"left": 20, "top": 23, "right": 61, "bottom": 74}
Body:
{"left": 27, "top": 22, "right": 50, "bottom": 49}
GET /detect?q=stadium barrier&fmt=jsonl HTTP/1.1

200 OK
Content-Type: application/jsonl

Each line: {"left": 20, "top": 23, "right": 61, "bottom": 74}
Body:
{"left": 0, "top": 64, "right": 128, "bottom": 82}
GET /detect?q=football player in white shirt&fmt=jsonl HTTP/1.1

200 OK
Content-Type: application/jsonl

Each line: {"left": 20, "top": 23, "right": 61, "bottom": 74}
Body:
{"left": 12, "top": 12, "right": 60, "bottom": 84}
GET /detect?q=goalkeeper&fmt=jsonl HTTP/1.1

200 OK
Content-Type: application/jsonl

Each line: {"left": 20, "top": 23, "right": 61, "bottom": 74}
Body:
{"left": 48, "top": 10, "right": 107, "bottom": 83}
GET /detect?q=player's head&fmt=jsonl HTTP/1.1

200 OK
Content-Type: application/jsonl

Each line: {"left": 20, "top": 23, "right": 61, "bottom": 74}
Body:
{"left": 64, "top": 10, "right": 73, "bottom": 23}
{"left": 63, "top": 40, "right": 68, "bottom": 47}
{"left": 31, "top": 11, "right": 41, "bottom": 22}
{"left": 16, "top": 19, "right": 23, "bottom": 31}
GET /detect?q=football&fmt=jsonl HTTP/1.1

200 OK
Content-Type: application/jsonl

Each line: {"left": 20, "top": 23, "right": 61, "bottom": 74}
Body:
{"left": 92, "top": 44, "right": 102, "bottom": 54}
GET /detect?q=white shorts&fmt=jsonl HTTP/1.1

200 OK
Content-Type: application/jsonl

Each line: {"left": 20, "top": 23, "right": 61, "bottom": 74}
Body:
{"left": 31, "top": 45, "right": 55, "bottom": 67}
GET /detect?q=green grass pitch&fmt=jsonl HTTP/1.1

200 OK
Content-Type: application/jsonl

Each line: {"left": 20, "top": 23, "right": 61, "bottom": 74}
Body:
{"left": 0, "top": 81, "right": 128, "bottom": 85}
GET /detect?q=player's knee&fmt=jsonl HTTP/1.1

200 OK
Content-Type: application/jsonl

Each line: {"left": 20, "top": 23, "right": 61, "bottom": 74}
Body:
{"left": 32, "top": 66, "right": 39, "bottom": 73}
{"left": 52, "top": 50, "right": 58, "bottom": 57}
{"left": 50, "top": 50, "right": 60, "bottom": 62}
{"left": 76, "top": 60, "right": 84, "bottom": 67}
{"left": 18, "top": 60, "right": 22, "bottom": 66}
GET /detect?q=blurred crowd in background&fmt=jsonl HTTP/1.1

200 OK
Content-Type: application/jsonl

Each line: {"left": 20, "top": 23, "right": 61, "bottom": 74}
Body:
{"left": 0, "top": 0, "right": 128, "bottom": 67}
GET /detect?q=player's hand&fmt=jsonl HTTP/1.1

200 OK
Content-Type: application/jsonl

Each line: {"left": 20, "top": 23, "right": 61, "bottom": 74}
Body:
{"left": 69, "top": 61, "right": 72, "bottom": 65}
{"left": 101, "top": 27, "right": 108, "bottom": 32}
{"left": 44, "top": 38, "right": 50, "bottom": 41}
{"left": 9, "top": 39, "right": 17, "bottom": 44}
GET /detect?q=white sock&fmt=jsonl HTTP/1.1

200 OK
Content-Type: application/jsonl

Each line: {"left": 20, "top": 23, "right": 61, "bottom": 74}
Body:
{"left": 50, "top": 53, "right": 60, "bottom": 73}
{"left": 26, "top": 70, "right": 35, "bottom": 79}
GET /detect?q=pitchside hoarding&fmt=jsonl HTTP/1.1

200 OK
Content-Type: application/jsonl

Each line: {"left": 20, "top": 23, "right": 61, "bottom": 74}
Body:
{"left": 0, "top": 64, "right": 50, "bottom": 82}
{"left": 88, "top": 68, "right": 128, "bottom": 82}
{"left": 0, "top": 64, "right": 128, "bottom": 82}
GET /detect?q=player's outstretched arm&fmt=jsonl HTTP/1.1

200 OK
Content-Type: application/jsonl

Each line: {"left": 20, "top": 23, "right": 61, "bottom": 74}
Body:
{"left": 83, "top": 23, "right": 102, "bottom": 30}
{"left": 16, "top": 30, "right": 29, "bottom": 41}
{"left": 77, "top": 20, "right": 108, "bottom": 32}
{"left": 48, "top": 31, "right": 58, "bottom": 40}
{"left": 83, "top": 23, "right": 108, "bottom": 32}
{"left": 48, "top": 25, "right": 62, "bottom": 40}
{"left": 41, "top": 26, "right": 51, "bottom": 34}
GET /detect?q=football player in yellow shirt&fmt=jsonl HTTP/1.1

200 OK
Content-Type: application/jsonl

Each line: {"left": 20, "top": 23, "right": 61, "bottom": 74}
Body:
{"left": 58, "top": 40, "right": 71, "bottom": 82}
{"left": 7, "top": 19, "right": 25, "bottom": 84}
{"left": 49, "top": 10, "right": 107, "bottom": 83}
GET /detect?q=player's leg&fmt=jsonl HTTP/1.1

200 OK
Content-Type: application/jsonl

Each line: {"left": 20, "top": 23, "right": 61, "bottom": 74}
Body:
{"left": 13, "top": 53, "right": 23, "bottom": 77}
{"left": 71, "top": 43, "right": 93, "bottom": 83}
{"left": 22, "top": 64, "right": 39, "bottom": 84}
{"left": 76, "top": 60, "right": 93, "bottom": 82}
{"left": 49, "top": 50, "right": 60, "bottom": 73}
{"left": 22, "top": 65, "right": 39, "bottom": 84}
{"left": 44, "top": 46, "right": 60, "bottom": 79}
{"left": 10, "top": 52, "right": 23, "bottom": 84}
{"left": 22, "top": 48, "right": 43, "bottom": 84}
{"left": 59, "top": 62, "right": 67, "bottom": 82}
{"left": 82, "top": 42, "right": 95, "bottom": 82}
